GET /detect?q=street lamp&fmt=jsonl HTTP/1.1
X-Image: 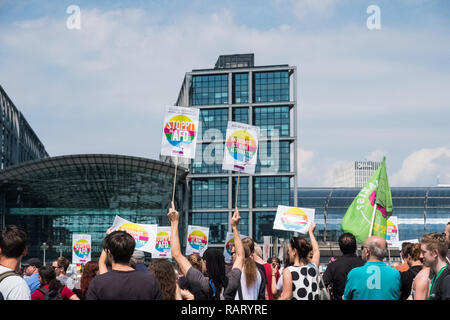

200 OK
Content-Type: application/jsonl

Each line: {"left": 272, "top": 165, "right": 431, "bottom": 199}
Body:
{"left": 40, "top": 242, "right": 49, "bottom": 266}
{"left": 55, "top": 242, "right": 64, "bottom": 257}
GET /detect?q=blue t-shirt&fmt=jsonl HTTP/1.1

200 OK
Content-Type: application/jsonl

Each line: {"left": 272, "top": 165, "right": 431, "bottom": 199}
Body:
{"left": 24, "top": 273, "right": 40, "bottom": 294}
{"left": 344, "top": 261, "right": 401, "bottom": 300}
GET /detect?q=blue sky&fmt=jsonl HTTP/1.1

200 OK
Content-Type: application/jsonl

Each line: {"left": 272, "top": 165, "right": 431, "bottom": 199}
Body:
{"left": 0, "top": 0, "right": 449, "bottom": 187}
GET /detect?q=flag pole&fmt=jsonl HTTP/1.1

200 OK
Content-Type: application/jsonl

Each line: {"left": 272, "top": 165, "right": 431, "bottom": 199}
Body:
{"left": 235, "top": 171, "right": 240, "bottom": 209}
{"left": 368, "top": 202, "right": 377, "bottom": 237}
{"left": 172, "top": 156, "right": 178, "bottom": 205}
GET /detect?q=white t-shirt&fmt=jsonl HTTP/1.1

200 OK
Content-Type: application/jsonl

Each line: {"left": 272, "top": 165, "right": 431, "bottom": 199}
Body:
{"left": 0, "top": 265, "right": 31, "bottom": 300}
{"left": 235, "top": 266, "right": 262, "bottom": 300}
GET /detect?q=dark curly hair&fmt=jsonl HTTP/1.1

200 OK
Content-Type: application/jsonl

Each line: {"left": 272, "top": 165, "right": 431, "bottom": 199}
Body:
{"left": 148, "top": 259, "right": 177, "bottom": 300}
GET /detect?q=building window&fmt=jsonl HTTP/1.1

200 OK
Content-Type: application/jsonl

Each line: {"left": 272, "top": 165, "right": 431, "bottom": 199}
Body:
{"left": 199, "top": 108, "right": 228, "bottom": 137}
{"left": 232, "top": 176, "right": 249, "bottom": 208}
{"left": 192, "top": 178, "right": 228, "bottom": 209}
{"left": 253, "top": 211, "right": 290, "bottom": 243}
{"left": 253, "top": 176, "right": 290, "bottom": 208}
{"left": 253, "top": 106, "right": 290, "bottom": 137}
{"left": 191, "top": 74, "right": 228, "bottom": 106}
{"left": 253, "top": 71, "right": 289, "bottom": 103}
{"left": 192, "top": 143, "right": 225, "bottom": 174}
{"left": 191, "top": 212, "right": 228, "bottom": 244}
{"left": 232, "top": 107, "right": 249, "bottom": 124}
{"left": 233, "top": 73, "right": 249, "bottom": 104}
{"left": 256, "top": 141, "right": 291, "bottom": 173}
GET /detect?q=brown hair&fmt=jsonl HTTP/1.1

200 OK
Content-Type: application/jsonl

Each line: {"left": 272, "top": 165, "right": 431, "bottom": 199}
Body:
{"left": 80, "top": 261, "right": 98, "bottom": 296}
{"left": 243, "top": 244, "right": 258, "bottom": 287}
{"left": 148, "top": 259, "right": 177, "bottom": 300}
{"left": 291, "top": 236, "right": 312, "bottom": 261}
{"left": 409, "top": 243, "right": 422, "bottom": 261}
{"left": 54, "top": 256, "right": 70, "bottom": 272}
{"left": 188, "top": 253, "right": 202, "bottom": 272}
{"left": 421, "top": 233, "right": 448, "bottom": 259}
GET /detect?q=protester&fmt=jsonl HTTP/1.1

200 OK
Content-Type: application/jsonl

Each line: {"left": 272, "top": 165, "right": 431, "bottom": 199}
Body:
{"left": 86, "top": 229, "right": 163, "bottom": 300}
{"left": 412, "top": 266, "right": 431, "bottom": 300}
{"left": 0, "top": 225, "right": 31, "bottom": 300}
{"left": 168, "top": 202, "right": 244, "bottom": 300}
{"left": 395, "top": 242, "right": 413, "bottom": 272}
{"left": 31, "top": 266, "right": 79, "bottom": 300}
{"left": 344, "top": 236, "right": 401, "bottom": 300}
{"left": 276, "top": 222, "right": 320, "bottom": 300}
{"left": 234, "top": 238, "right": 266, "bottom": 300}
{"left": 52, "top": 256, "right": 76, "bottom": 290}
{"left": 188, "top": 253, "right": 203, "bottom": 272}
{"left": 420, "top": 233, "right": 449, "bottom": 300}
{"left": 445, "top": 222, "right": 450, "bottom": 264}
{"left": 399, "top": 243, "right": 423, "bottom": 300}
{"left": 254, "top": 243, "right": 278, "bottom": 300}
{"left": 148, "top": 259, "right": 179, "bottom": 300}
{"left": 130, "top": 250, "right": 147, "bottom": 272}
{"left": 323, "top": 232, "right": 365, "bottom": 300}
{"left": 22, "top": 257, "right": 42, "bottom": 294}
{"left": 72, "top": 261, "right": 98, "bottom": 300}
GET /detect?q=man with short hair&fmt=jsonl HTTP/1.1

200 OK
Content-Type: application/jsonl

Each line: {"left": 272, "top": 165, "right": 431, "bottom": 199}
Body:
{"left": 420, "top": 233, "right": 449, "bottom": 300}
{"left": 344, "top": 236, "right": 401, "bottom": 300}
{"left": 395, "top": 242, "right": 413, "bottom": 272}
{"left": 52, "top": 256, "right": 75, "bottom": 290}
{"left": 0, "top": 225, "right": 31, "bottom": 300}
{"left": 86, "top": 230, "right": 162, "bottom": 300}
{"left": 22, "top": 257, "right": 42, "bottom": 294}
{"left": 323, "top": 232, "right": 365, "bottom": 300}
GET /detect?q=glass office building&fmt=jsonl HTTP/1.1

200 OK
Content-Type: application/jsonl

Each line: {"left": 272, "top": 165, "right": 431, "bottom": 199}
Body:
{"left": 0, "top": 154, "right": 187, "bottom": 261}
{"left": 175, "top": 54, "right": 298, "bottom": 244}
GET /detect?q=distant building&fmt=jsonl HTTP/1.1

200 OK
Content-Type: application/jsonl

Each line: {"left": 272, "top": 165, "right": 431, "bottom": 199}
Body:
{"left": 331, "top": 160, "right": 381, "bottom": 188}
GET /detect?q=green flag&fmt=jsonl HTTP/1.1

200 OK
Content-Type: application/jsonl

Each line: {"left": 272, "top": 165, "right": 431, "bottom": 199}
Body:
{"left": 340, "top": 157, "right": 393, "bottom": 244}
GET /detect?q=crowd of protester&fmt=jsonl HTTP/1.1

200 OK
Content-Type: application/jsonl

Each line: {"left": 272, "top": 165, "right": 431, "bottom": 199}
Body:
{"left": 0, "top": 207, "right": 449, "bottom": 300}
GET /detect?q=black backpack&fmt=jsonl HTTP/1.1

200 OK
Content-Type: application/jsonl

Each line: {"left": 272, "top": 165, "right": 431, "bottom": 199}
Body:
{"left": 37, "top": 286, "right": 63, "bottom": 300}
{"left": 0, "top": 271, "right": 18, "bottom": 300}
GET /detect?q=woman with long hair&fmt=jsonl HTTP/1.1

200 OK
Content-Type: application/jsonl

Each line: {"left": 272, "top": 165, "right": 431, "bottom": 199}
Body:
{"left": 168, "top": 202, "right": 244, "bottom": 300}
{"left": 148, "top": 259, "right": 178, "bottom": 300}
{"left": 277, "top": 222, "right": 320, "bottom": 300}
{"left": 31, "top": 266, "right": 79, "bottom": 300}
{"left": 72, "top": 261, "right": 98, "bottom": 300}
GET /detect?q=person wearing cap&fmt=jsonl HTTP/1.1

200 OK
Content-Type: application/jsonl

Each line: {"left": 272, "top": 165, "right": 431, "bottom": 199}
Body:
{"left": 23, "top": 257, "right": 42, "bottom": 294}
{"left": 130, "top": 250, "right": 147, "bottom": 272}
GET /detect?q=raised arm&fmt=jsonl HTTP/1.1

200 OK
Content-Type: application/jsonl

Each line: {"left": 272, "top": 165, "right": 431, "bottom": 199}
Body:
{"left": 308, "top": 222, "right": 320, "bottom": 267}
{"left": 230, "top": 208, "right": 244, "bottom": 270}
{"left": 168, "top": 202, "right": 192, "bottom": 276}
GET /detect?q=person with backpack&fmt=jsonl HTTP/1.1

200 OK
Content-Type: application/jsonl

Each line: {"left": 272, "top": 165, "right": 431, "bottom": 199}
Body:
{"left": 31, "top": 266, "right": 79, "bottom": 300}
{"left": 420, "top": 233, "right": 450, "bottom": 300}
{"left": 168, "top": 202, "right": 244, "bottom": 300}
{"left": 0, "top": 225, "right": 30, "bottom": 300}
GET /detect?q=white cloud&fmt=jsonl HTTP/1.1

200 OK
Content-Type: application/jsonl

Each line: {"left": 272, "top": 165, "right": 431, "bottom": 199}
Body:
{"left": 390, "top": 147, "right": 450, "bottom": 186}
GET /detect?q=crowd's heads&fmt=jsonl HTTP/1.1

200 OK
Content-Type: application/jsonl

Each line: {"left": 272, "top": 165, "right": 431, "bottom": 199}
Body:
{"left": 52, "top": 256, "right": 70, "bottom": 274}
{"left": 187, "top": 253, "right": 202, "bottom": 272}
{"left": 242, "top": 237, "right": 255, "bottom": 254}
{"left": 338, "top": 233, "right": 357, "bottom": 255}
{"left": 201, "top": 248, "right": 226, "bottom": 289}
{"left": 148, "top": 259, "right": 177, "bottom": 300}
{"left": 405, "top": 243, "right": 422, "bottom": 265}
{"left": 420, "top": 232, "right": 448, "bottom": 266}
{"left": 130, "top": 250, "right": 145, "bottom": 267}
{"left": 362, "top": 236, "right": 387, "bottom": 261}
{"left": 0, "top": 225, "right": 27, "bottom": 259}
{"left": 80, "top": 261, "right": 99, "bottom": 296}
{"left": 38, "top": 265, "right": 57, "bottom": 285}
{"left": 289, "top": 236, "right": 312, "bottom": 262}
{"left": 102, "top": 230, "right": 136, "bottom": 265}
{"left": 22, "top": 257, "right": 42, "bottom": 276}
{"left": 400, "top": 242, "right": 413, "bottom": 260}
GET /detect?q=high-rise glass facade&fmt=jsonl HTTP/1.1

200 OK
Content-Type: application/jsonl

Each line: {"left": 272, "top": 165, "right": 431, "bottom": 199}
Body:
{"left": 177, "top": 54, "right": 297, "bottom": 244}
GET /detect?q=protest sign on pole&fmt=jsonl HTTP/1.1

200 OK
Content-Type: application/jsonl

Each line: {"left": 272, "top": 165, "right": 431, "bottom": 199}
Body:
{"left": 386, "top": 216, "right": 400, "bottom": 248}
{"left": 186, "top": 225, "right": 209, "bottom": 256}
{"left": 223, "top": 231, "right": 248, "bottom": 263}
{"left": 273, "top": 206, "right": 315, "bottom": 234}
{"left": 72, "top": 234, "right": 91, "bottom": 264}
{"left": 111, "top": 216, "right": 157, "bottom": 254}
{"left": 222, "top": 121, "right": 260, "bottom": 175}
{"left": 153, "top": 226, "right": 171, "bottom": 259}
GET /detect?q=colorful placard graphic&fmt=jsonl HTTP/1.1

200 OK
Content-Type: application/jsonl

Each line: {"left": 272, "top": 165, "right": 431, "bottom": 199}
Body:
{"left": 273, "top": 206, "right": 315, "bottom": 234}
{"left": 386, "top": 216, "right": 400, "bottom": 248}
{"left": 160, "top": 106, "right": 200, "bottom": 159}
{"left": 186, "top": 225, "right": 209, "bottom": 256}
{"left": 153, "top": 226, "right": 171, "bottom": 259}
{"left": 111, "top": 216, "right": 157, "bottom": 254}
{"left": 222, "top": 121, "right": 260, "bottom": 174}
{"left": 223, "top": 232, "right": 248, "bottom": 263}
{"left": 72, "top": 234, "right": 91, "bottom": 264}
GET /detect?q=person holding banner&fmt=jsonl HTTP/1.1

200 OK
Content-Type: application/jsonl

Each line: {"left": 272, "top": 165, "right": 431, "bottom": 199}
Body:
{"left": 276, "top": 222, "right": 320, "bottom": 300}
{"left": 168, "top": 203, "right": 244, "bottom": 300}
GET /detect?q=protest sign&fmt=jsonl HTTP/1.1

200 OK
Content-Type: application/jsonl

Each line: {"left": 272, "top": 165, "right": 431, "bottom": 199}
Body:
{"left": 153, "top": 226, "right": 171, "bottom": 259}
{"left": 386, "top": 216, "right": 400, "bottom": 248}
{"left": 72, "top": 234, "right": 91, "bottom": 264}
{"left": 160, "top": 106, "right": 200, "bottom": 159}
{"left": 186, "top": 225, "right": 209, "bottom": 256}
{"left": 222, "top": 121, "right": 259, "bottom": 175}
{"left": 111, "top": 216, "right": 157, "bottom": 254}
{"left": 223, "top": 232, "right": 248, "bottom": 263}
{"left": 273, "top": 206, "right": 315, "bottom": 234}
